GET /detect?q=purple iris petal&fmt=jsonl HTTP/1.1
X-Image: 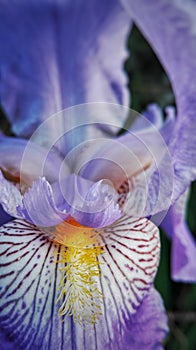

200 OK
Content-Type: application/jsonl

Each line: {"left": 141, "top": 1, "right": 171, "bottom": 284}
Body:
{"left": 31, "top": 103, "right": 133, "bottom": 158}
{"left": 0, "top": 1, "right": 130, "bottom": 139}
{"left": 121, "top": 0, "right": 196, "bottom": 203}
{"left": 162, "top": 190, "right": 196, "bottom": 282}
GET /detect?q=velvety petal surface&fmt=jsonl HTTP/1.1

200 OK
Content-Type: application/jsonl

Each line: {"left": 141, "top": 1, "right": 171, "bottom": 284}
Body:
{"left": 0, "top": 0, "right": 131, "bottom": 138}
{"left": 0, "top": 216, "right": 160, "bottom": 349}
{"left": 121, "top": 0, "right": 196, "bottom": 203}
{"left": 162, "top": 190, "right": 196, "bottom": 282}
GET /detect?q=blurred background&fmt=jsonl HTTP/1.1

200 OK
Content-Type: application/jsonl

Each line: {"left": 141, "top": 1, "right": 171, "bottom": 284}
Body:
{"left": 125, "top": 25, "right": 196, "bottom": 350}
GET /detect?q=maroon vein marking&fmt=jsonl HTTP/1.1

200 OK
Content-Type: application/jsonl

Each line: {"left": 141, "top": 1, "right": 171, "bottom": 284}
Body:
{"left": 0, "top": 250, "right": 30, "bottom": 267}
{"left": 0, "top": 241, "right": 54, "bottom": 347}
{"left": 109, "top": 217, "right": 147, "bottom": 228}
{"left": 108, "top": 230, "right": 157, "bottom": 243}
{"left": 0, "top": 239, "right": 49, "bottom": 298}
{"left": 2, "top": 220, "right": 39, "bottom": 230}
{"left": 0, "top": 242, "right": 24, "bottom": 257}
{"left": 102, "top": 237, "right": 144, "bottom": 305}
{"left": 108, "top": 236, "right": 158, "bottom": 255}
{"left": 113, "top": 246, "right": 157, "bottom": 277}
{"left": 18, "top": 243, "right": 54, "bottom": 348}
{"left": 5, "top": 234, "right": 45, "bottom": 257}
{"left": 7, "top": 262, "right": 39, "bottom": 298}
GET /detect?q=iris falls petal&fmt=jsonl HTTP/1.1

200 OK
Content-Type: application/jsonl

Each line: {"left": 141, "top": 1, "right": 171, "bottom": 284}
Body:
{"left": 0, "top": 216, "right": 161, "bottom": 349}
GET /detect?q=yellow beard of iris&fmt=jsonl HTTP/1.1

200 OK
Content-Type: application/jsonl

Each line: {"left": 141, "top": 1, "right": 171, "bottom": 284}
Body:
{"left": 52, "top": 217, "right": 104, "bottom": 325}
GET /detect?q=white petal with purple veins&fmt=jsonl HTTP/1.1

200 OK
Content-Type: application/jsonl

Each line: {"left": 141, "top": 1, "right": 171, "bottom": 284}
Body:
{"left": 0, "top": 216, "right": 160, "bottom": 349}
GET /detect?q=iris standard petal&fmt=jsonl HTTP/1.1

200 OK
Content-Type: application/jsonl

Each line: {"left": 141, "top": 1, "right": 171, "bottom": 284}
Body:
{"left": 0, "top": 1, "right": 130, "bottom": 138}
{"left": 162, "top": 190, "right": 196, "bottom": 282}
{"left": 120, "top": 0, "right": 196, "bottom": 203}
{"left": 0, "top": 216, "right": 160, "bottom": 349}
{"left": 31, "top": 103, "right": 133, "bottom": 158}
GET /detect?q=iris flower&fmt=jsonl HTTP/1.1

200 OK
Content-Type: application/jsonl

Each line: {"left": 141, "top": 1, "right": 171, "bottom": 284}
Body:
{"left": 0, "top": 1, "right": 195, "bottom": 349}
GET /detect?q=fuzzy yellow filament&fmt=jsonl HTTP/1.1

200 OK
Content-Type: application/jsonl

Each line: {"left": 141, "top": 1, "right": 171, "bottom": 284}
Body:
{"left": 52, "top": 217, "right": 104, "bottom": 325}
